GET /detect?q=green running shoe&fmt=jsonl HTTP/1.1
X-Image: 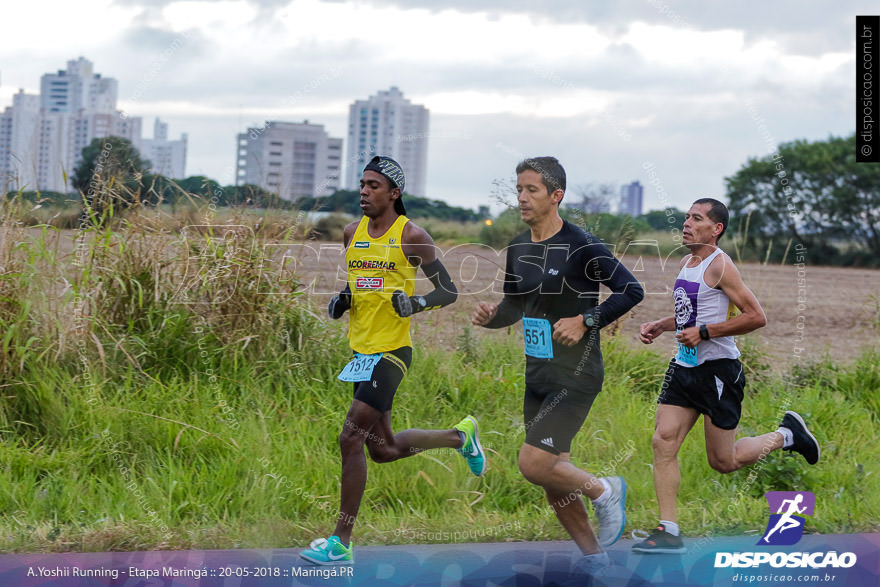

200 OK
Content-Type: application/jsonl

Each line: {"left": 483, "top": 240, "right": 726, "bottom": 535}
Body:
{"left": 299, "top": 536, "right": 353, "bottom": 565}
{"left": 454, "top": 415, "right": 486, "bottom": 476}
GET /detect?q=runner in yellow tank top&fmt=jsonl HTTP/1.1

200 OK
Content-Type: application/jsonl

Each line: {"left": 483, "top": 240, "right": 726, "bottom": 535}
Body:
{"left": 300, "top": 156, "right": 487, "bottom": 566}
{"left": 345, "top": 213, "right": 416, "bottom": 354}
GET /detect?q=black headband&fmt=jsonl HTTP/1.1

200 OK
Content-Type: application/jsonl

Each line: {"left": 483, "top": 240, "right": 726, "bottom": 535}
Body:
{"left": 364, "top": 156, "right": 406, "bottom": 215}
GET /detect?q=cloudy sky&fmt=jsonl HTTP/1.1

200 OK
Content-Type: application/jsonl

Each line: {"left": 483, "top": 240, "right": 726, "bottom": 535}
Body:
{"left": 0, "top": 0, "right": 866, "bottom": 212}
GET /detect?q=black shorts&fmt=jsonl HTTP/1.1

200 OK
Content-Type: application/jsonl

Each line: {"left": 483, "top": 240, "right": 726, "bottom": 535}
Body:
{"left": 351, "top": 347, "right": 412, "bottom": 413}
{"left": 523, "top": 380, "right": 601, "bottom": 455}
{"left": 658, "top": 358, "right": 746, "bottom": 430}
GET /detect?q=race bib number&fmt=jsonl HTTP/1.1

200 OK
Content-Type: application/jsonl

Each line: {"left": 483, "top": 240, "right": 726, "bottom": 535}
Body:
{"left": 675, "top": 331, "right": 698, "bottom": 366}
{"left": 338, "top": 353, "right": 383, "bottom": 382}
{"left": 523, "top": 317, "right": 553, "bottom": 359}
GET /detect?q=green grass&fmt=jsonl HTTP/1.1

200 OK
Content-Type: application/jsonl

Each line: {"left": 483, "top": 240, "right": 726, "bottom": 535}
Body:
{"left": 0, "top": 328, "right": 876, "bottom": 553}
{"left": 0, "top": 191, "right": 876, "bottom": 553}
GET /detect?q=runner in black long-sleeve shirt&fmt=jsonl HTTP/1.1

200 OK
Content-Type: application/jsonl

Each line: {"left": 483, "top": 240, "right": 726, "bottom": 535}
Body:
{"left": 473, "top": 157, "right": 643, "bottom": 575}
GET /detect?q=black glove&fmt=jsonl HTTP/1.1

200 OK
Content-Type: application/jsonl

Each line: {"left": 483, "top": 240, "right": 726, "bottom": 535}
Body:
{"left": 391, "top": 289, "right": 426, "bottom": 318}
{"left": 328, "top": 286, "right": 352, "bottom": 319}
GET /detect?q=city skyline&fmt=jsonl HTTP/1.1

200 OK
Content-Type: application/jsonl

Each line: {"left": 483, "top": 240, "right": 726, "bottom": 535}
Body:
{"left": 0, "top": 1, "right": 863, "bottom": 211}
{"left": 0, "top": 57, "right": 187, "bottom": 191}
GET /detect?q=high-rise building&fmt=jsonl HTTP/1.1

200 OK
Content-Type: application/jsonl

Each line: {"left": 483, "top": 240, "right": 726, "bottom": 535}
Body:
{"left": 142, "top": 118, "right": 188, "bottom": 178}
{"left": 0, "top": 90, "right": 41, "bottom": 191}
{"left": 40, "top": 58, "right": 118, "bottom": 114}
{"left": 345, "top": 87, "right": 429, "bottom": 197}
{"left": 235, "top": 120, "right": 342, "bottom": 200}
{"left": 0, "top": 57, "right": 150, "bottom": 193}
{"left": 619, "top": 180, "right": 644, "bottom": 217}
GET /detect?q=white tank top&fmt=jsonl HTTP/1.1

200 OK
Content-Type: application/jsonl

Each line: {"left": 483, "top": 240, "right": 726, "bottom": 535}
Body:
{"left": 672, "top": 248, "right": 740, "bottom": 366}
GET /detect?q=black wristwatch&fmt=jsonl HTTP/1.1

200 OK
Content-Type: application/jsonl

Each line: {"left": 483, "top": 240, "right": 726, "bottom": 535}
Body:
{"left": 699, "top": 324, "right": 710, "bottom": 340}
{"left": 582, "top": 312, "right": 596, "bottom": 329}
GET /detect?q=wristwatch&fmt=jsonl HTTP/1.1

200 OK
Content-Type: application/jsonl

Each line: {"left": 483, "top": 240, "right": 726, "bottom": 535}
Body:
{"left": 699, "top": 324, "right": 710, "bottom": 340}
{"left": 582, "top": 312, "right": 596, "bottom": 329}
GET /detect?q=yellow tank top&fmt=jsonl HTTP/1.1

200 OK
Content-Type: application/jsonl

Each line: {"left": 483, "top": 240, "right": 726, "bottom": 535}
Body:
{"left": 346, "top": 215, "right": 417, "bottom": 354}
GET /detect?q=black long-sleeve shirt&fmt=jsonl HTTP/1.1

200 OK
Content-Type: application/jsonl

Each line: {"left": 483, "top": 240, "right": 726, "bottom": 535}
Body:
{"left": 486, "top": 220, "right": 644, "bottom": 389}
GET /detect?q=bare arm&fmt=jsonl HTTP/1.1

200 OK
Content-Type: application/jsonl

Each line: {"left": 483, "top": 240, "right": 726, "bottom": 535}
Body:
{"left": 639, "top": 315, "right": 676, "bottom": 344}
{"left": 342, "top": 221, "right": 359, "bottom": 250}
{"left": 401, "top": 221, "right": 436, "bottom": 267}
{"left": 676, "top": 253, "right": 766, "bottom": 347}
{"left": 708, "top": 254, "right": 766, "bottom": 336}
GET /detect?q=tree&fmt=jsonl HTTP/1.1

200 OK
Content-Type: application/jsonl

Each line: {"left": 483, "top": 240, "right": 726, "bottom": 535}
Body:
{"left": 71, "top": 137, "right": 152, "bottom": 224}
{"left": 71, "top": 136, "right": 152, "bottom": 195}
{"left": 725, "top": 134, "right": 880, "bottom": 265}
{"left": 639, "top": 208, "right": 686, "bottom": 231}
{"left": 294, "top": 190, "right": 479, "bottom": 221}
{"left": 567, "top": 183, "right": 615, "bottom": 214}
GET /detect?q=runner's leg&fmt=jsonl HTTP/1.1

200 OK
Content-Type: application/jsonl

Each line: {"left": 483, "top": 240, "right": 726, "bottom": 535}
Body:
{"left": 703, "top": 419, "right": 783, "bottom": 473}
{"left": 541, "top": 452, "right": 601, "bottom": 554}
{"left": 519, "top": 444, "right": 604, "bottom": 499}
{"left": 365, "top": 411, "right": 462, "bottom": 463}
{"left": 652, "top": 404, "right": 699, "bottom": 523}
{"left": 518, "top": 385, "right": 613, "bottom": 552}
{"left": 334, "top": 398, "right": 383, "bottom": 544}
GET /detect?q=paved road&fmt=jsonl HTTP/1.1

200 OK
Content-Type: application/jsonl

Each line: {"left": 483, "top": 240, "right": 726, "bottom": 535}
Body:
{"left": 1, "top": 534, "right": 876, "bottom": 586}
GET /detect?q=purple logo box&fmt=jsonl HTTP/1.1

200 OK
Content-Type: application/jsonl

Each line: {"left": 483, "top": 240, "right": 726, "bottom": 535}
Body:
{"left": 759, "top": 491, "right": 816, "bottom": 546}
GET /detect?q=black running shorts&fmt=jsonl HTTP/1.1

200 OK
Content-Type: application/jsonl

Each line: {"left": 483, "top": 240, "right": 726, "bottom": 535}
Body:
{"left": 523, "top": 379, "right": 601, "bottom": 455}
{"left": 351, "top": 347, "right": 412, "bottom": 413}
{"left": 658, "top": 357, "right": 746, "bottom": 430}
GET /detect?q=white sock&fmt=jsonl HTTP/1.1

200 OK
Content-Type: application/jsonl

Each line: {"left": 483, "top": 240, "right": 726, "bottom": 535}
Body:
{"left": 660, "top": 520, "right": 680, "bottom": 536}
{"left": 777, "top": 427, "right": 794, "bottom": 448}
{"left": 591, "top": 478, "right": 612, "bottom": 505}
{"left": 582, "top": 551, "right": 609, "bottom": 564}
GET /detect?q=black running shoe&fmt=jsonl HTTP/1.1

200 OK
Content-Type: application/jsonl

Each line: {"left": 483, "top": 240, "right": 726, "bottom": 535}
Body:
{"left": 631, "top": 524, "right": 686, "bottom": 554}
{"left": 780, "top": 410, "right": 820, "bottom": 465}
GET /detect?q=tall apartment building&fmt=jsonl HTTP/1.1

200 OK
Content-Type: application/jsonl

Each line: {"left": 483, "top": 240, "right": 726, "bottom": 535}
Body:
{"left": 235, "top": 120, "right": 342, "bottom": 200}
{"left": 40, "top": 57, "right": 118, "bottom": 114}
{"left": 0, "top": 90, "right": 41, "bottom": 190}
{"left": 619, "top": 180, "right": 644, "bottom": 217}
{"left": 0, "top": 57, "right": 146, "bottom": 192}
{"left": 142, "top": 118, "right": 188, "bottom": 178}
{"left": 345, "top": 87, "right": 429, "bottom": 197}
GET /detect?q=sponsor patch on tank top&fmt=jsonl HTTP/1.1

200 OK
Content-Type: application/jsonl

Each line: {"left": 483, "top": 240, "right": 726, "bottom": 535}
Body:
{"left": 355, "top": 277, "right": 384, "bottom": 290}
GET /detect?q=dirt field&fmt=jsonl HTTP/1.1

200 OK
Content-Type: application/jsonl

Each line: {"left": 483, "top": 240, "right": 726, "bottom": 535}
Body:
{"left": 293, "top": 241, "right": 880, "bottom": 369}
{"left": 27, "top": 227, "right": 879, "bottom": 369}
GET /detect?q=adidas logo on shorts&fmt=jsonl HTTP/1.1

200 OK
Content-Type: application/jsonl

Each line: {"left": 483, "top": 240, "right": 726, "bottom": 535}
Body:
{"left": 541, "top": 437, "right": 554, "bottom": 447}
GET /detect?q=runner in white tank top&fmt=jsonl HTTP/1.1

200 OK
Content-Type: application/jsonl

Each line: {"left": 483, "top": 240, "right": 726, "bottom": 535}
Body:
{"left": 672, "top": 247, "right": 739, "bottom": 367}
{"left": 632, "top": 199, "right": 820, "bottom": 555}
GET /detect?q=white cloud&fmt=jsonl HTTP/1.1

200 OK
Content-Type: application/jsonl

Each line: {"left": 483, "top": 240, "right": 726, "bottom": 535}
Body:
{"left": 0, "top": 0, "right": 858, "bottom": 211}
{"left": 2, "top": 0, "right": 138, "bottom": 50}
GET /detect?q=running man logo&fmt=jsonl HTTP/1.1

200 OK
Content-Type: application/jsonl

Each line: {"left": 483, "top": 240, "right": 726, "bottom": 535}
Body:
{"left": 758, "top": 491, "right": 815, "bottom": 546}
{"left": 355, "top": 277, "right": 384, "bottom": 290}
